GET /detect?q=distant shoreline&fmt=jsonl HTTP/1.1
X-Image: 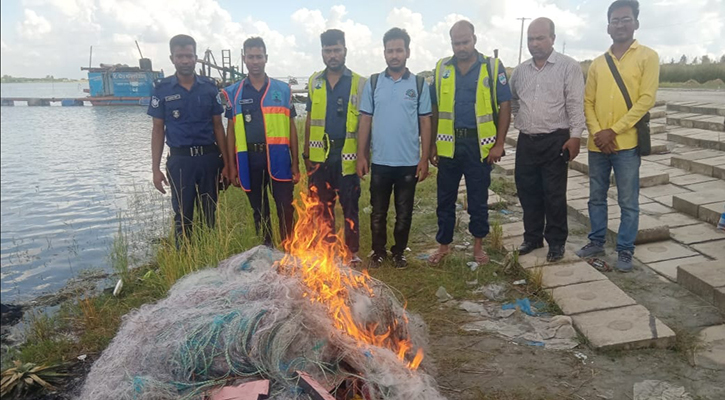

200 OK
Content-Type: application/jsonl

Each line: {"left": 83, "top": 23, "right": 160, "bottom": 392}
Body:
{"left": 1, "top": 79, "right": 87, "bottom": 84}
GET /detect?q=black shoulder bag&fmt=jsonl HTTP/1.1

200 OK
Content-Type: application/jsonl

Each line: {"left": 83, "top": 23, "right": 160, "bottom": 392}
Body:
{"left": 604, "top": 53, "right": 651, "bottom": 156}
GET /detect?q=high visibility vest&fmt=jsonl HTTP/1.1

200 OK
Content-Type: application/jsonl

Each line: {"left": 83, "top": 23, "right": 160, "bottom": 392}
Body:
{"left": 307, "top": 70, "right": 367, "bottom": 176}
{"left": 434, "top": 56, "right": 499, "bottom": 161}
{"left": 223, "top": 78, "right": 292, "bottom": 192}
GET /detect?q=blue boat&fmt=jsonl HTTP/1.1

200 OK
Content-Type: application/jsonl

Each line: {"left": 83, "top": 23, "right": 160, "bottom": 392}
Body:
{"left": 81, "top": 58, "right": 163, "bottom": 106}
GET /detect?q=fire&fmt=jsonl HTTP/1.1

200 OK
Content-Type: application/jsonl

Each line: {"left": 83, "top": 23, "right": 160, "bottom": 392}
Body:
{"left": 278, "top": 188, "right": 424, "bottom": 370}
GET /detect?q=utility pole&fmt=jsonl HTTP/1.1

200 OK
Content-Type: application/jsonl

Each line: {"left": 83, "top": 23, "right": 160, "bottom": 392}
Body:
{"left": 517, "top": 17, "right": 531, "bottom": 65}
{"left": 562, "top": 41, "right": 566, "bottom": 54}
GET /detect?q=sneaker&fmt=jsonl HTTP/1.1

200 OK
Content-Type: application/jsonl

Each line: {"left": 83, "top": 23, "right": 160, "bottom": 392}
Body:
{"left": 616, "top": 250, "right": 634, "bottom": 272}
{"left": 369, "top": 252, "right": 385, "bottom": 269}
{"left": 349, "top": 255, "right": 362, "bottom": 268}
{"left": 575, "top": 242, "right": 605, "bottom": 258}
{"left": 392, "top": 253, "right": 408, "bottom": 269}
{"left": 518, "top": 241, "right": 544, "bottom": 255}
{"left": 546, "top": 245, "right": 566, "bottom": 262}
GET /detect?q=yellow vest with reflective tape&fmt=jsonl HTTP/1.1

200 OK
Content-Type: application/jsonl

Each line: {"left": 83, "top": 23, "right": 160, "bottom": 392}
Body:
{"left": 308, "top": 70, "right": 366, "bottom": 175}
{"left": 435, "top": 56, "right": 499, "bottom": 161}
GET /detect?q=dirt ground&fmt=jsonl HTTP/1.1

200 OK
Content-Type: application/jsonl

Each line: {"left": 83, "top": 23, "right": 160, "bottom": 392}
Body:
{"left": 424, "top": 214, "right": 725, "bottom": 400}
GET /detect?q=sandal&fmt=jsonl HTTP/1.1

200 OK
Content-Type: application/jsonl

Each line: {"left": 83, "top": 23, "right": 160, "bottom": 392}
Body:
{"left": 428, "top": 249, "right": 451, "bottom": 265}
{"left": 474, "top": 250, "right": 490, "bottom": 265}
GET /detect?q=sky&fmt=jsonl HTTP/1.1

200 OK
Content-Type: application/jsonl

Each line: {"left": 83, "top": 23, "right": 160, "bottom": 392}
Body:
{"left": 1, "top": 0, "right": 723, "bottom": 80}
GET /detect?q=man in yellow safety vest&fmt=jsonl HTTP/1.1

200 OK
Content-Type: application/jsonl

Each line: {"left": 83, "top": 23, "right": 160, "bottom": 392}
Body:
{"left": 428, "top": 20, "right": 512, "bottom": 266}
{"left": 303, "top": 29, "right": 366, "bottom": 266}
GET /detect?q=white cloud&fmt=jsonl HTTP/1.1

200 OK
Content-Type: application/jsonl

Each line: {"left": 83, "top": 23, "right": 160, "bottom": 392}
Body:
{"left": 18, "top": 9, "right": 52, "bottom": 39}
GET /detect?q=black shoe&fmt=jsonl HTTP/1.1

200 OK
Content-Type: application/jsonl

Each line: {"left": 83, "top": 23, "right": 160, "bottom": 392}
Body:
{"left": 393, "top": 253, "right": 408, "bottom": 269}
{"left": 547, "top": 245, "right": 566, "bottom": 262}
{"left": 518, "top": 241, "right": 544, "bottom": 255}
{"left": 369, "top": 252, "right": 386, "bottom": 269}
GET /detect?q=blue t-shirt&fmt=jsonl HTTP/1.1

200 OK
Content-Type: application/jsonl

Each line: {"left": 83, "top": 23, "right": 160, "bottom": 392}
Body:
{"left": 147, "top": 74, "right": 224, "bottom": 147}
{"left": 224, "top": 77, "right": 297, "bottom": 144}
{"left": 359, "top": 70, "right": 432, "bottom": 167}
{"left": 305, "top": 68, "right": 352, "bottom": 140}
{"left": 430, "top": 53, "right": 512, "bottom": 129}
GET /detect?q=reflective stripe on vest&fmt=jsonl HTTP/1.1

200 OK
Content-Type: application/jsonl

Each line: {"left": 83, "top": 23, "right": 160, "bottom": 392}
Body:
{"left": 435, "top": 56, "right": 499, "bottom": 161}
{"left": 308, "top": 70, "right": 367, "bottom": 176}
{"left": 229, "top": 78, "right": 292, "bottom": 192}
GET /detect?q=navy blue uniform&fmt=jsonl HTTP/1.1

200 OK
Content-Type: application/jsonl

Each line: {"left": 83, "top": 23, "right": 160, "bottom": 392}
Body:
{"left": 431, "top": 54, "right": 512, "bottom": 244}
{"left": 147, "top": 74, "right": 224, "bottom": 241}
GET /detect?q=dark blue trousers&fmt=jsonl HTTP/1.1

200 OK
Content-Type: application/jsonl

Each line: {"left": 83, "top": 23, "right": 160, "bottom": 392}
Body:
{"left": 166, "top": 152, "right": 222, "bottom": 242}
{"left": 308, "top": 149, "right": 361, "bottom": 253}
{"left": 246, "top": 151, "right": 294, "bottom": 246}
{"left": 436, "top": 137, "right": 492, "bottom": 244}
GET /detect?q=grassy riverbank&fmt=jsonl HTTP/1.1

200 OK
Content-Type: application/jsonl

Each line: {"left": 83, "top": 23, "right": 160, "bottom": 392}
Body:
{"left": 3, "top": 119, "right": 552, "bottom": 399}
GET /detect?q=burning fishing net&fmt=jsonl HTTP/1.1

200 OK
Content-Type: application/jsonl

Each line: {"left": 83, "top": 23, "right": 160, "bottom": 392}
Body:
{"left": 80, "top": 190, "right": 444, "bottom": 399}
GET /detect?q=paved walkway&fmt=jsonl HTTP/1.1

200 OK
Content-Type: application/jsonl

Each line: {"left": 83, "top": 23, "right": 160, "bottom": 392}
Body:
{"left": 484, "top": 100, "right": 724, "bottom": 357}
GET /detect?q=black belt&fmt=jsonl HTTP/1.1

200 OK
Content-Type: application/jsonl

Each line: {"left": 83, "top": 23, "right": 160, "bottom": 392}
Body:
{"left": 521, "top": 129, "right": 570, "bottom": 138}
{"left": 169, "top": 145, "right": 219, "bottom": 157}
{"left": 248, "top": 143, "right": 266, "bottom": 153}
{"left": 454, "top": 128, "right": 478, "bottom": 139}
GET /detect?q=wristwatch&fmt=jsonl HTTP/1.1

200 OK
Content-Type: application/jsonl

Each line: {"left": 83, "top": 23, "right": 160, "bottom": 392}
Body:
{"left": 302, "top": 153, "right": 310, "bottom": 160}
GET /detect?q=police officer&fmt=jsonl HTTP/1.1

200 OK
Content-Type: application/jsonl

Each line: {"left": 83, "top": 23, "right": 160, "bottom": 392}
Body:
{"left": 428, "top": 21, "right": 512, "bottom": 265}
{"left": 223, "top": 37, "right": 300, "bottom": 247}
{"left": 304, "top": 29, "right": 366, "bottom": 266}
{"left": 148, "top": 34, "right": 230, "bottom": 243}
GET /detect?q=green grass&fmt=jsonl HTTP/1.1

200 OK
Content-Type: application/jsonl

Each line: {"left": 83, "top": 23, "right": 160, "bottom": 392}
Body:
{"left": 7, "top": 117, "right": 557, "bottom": 375}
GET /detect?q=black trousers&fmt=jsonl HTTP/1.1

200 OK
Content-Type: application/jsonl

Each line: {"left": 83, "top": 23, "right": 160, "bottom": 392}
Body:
{"left": 166, "top": 152, "right": 222, "bottom": 242}
{"left": 514, "top": 129, "right": 569, "bottom": 247}
{"left": 370, "top": 164, "right": 418, "bottom": 256}
{"left": 308, "top": 149, "right": 361, "bottom": 253}
{"left": 246, "top": 151, "right": 294, "bottom": 246}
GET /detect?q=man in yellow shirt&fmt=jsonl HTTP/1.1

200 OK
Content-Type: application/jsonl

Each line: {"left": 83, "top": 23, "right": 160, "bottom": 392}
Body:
{"left": 575, "top": 0, "right": 659, "bottom": 272}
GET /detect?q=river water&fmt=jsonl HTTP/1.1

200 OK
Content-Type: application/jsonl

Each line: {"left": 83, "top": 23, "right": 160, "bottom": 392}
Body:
{"left": 1, "top": 82, "right": 168, "bottom": 303}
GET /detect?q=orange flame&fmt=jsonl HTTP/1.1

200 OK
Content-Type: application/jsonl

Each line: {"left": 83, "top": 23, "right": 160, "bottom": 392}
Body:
{"left": 278, "top": 188, "right": 423, "bottom": 369}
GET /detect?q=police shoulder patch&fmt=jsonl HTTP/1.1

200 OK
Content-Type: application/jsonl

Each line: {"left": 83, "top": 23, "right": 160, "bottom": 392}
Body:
{"left": 498, "top": 72, "right": 507, "bottom": 85}
{"left": 151, "top": 96, "right": 160, "bottom": 108}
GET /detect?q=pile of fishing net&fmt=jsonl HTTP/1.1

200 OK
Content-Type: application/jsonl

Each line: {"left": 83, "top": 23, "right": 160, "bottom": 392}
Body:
{"left": 79, "top": 246, "right": 444, "bottom": 399}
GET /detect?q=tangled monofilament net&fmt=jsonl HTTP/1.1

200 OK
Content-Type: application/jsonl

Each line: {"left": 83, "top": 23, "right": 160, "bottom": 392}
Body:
{"left": 79, "top": 246, "right": 445, "bottom": 399}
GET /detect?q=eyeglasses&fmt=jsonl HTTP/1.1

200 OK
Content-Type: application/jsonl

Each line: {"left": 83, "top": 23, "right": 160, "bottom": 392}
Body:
{"left": 609, "top": 17, "right": 634, "bottom": 26}
{"left": 336, "top": 97, "right": 344, "bottom": 117}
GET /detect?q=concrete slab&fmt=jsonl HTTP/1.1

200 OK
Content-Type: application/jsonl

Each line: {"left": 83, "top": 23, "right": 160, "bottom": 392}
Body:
{"left": 646, "top": 255, "right": 710, "bottom": 282}
{"left": 655, "top": 212, "right": 702, "bottom": 228}
{"left": 540, "top": 261, "right": 608, "bottom": 289}
{"left": 639, "top": 202, "right": 675, "bottom": 216}
{"left": 692, "top": 239, "right": 725, "bottom": 260}
{"left": 640, "top": 184, "right": 692, "bottom": 199}
{"left": 671, "top": 223, "right": 725, "bottom": 245}
{"left": 633, "top": 240, "right": 699, "bottom": 264}
{"left": 699, "top": 202, "right": 725, "bottom": 225}
{"left": 567, "top": 187, "right": 590, "bottom": 200}
{"left": 677, "top": 261, "right": 725, "bottom": 303}
{"left": 518, "top": 244, "right": 580, "bottom": 269}
{"left": 695, "top": 325, "right": 725, "bottom": 370}
{"left": 572, "top": 305, "right": 676, "bottom": 350}
{"left": 687, "top": 180, "right": 725, "bottom": 193}
{"left": 670, "top": 173, "right": 719, "bottom": 186}
{"left": 551, "top": 280, "right": 637, "bottom": 315}
{"left": 652, "top": 195, "right": 674, "bottom": 207}
{"left": 672, "top": 190, "right": 725, "bottom": 217}
{"left": 715, "top": 288, "right": 725, "bottom": 314}
{"left": 501, "top": 221, "right": 525, "bottom": 239}
{"left": 604, "top": 214, "right": 670, "bottom": 245}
